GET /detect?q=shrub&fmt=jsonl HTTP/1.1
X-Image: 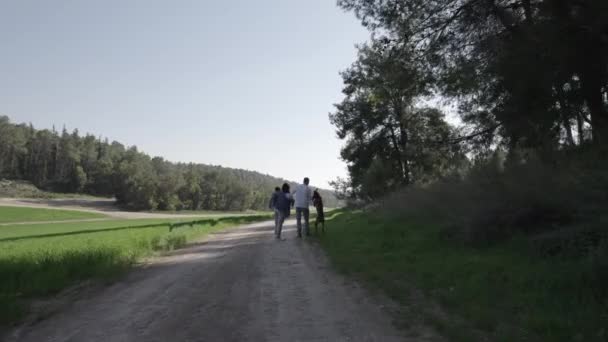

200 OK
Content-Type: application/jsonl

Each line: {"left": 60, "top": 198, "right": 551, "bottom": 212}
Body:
{"left": 380, "top": 148, "right": 608, "bottom": 248}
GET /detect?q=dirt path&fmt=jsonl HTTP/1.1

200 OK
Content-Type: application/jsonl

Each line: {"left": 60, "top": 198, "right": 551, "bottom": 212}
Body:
{"left": 7, "top": 221, "right": 439, "bottom": 342}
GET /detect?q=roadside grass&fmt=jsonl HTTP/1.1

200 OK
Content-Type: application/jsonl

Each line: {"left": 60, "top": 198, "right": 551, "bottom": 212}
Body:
{"left": 0, "top": 206, "right": 106, "bottom": 224}
{"left": 0, "top": 214, "right": 271, "bottom": 326}
{"left": 318, "top": 209, "right": 608, "bottom": 342}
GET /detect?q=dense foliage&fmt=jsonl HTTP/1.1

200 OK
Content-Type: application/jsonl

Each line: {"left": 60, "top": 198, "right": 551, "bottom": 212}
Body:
{"left": 332, "top": 0, "right": 608, "bottom": 199}
{"left": 0, "top": 116, "right": 338, "bottom": 210}
{"left": 329, "top": 39, "right": 468, "bottom": 198}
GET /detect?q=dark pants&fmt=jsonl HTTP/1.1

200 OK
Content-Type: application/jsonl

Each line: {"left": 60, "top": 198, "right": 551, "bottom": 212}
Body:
{"left": 296, "top": 207, "right": 310, "bottom": 236}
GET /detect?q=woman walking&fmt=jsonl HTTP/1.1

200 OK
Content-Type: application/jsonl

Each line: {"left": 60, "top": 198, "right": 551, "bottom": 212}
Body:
{"left": 274, "top": 183, "right": 293, "bottom": 240}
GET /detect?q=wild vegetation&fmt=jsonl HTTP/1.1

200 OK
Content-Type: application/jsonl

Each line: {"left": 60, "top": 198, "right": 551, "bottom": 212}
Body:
{"left": 0, "top": 179, "right": 101, "bottom": 199}
{"left": 326, "top": 1, "right": 608, "bottom": 340}
{"left": 0, "top": 116, "right": 338, "bottom": 210}
{"left": 0, "top": 209, "right": 270, "bottom": 325}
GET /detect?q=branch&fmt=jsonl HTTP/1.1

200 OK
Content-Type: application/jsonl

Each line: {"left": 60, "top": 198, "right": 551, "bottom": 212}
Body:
{"left": 408, "top": 0, "right": 462, "bottom": 36}
{"left": 522, "top": 0, "right": 533, "bottom": 24}
{"left": 581, "top": 112, "right": 592, "bottom": 125}
{"left": 427, "top": 123, "right": 502, "bottom": 146}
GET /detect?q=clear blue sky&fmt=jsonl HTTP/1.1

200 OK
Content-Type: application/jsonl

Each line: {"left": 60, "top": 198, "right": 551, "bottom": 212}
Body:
{"left": 0, "top": 1, "right": 369, "bottom": 188}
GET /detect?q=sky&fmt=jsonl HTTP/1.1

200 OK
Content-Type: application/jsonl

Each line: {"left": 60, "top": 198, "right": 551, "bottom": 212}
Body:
{"left": 0, "top": 0, "right": 369, "bottom": 188}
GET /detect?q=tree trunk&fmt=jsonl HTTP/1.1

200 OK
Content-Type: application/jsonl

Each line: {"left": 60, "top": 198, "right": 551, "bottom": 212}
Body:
{"left": 556, "top": 87, "right": 576, "bottom": 146}
{"left": 563, "top": 116, "right": 575, "bottom": 146}
{"left": 576, "top": 112, "right": 585, "bottom": 144}
{"left": 393, "top": 99, "right": 411, "bottom": 186}
{"left": 388, "top": 124, "right": 407, "bottom": 183}
{"left": 582, "top": 71, "right": 608, "bottom": 145}
{"left": 398, "top": 121, "right": 411, "bottom": 186}
{"left": 577, "top": 11, "right": 608, "bottom": 145}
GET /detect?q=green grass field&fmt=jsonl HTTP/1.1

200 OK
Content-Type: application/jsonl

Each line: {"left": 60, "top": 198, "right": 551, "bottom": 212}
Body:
{"left": 0, "top": 206, "right": 106, "bottom": 224}
{"left": 318, "top": 210, "right": 608, "bottom": 342}
{"left": 0, "top": 209, "right": 271, "bottom": 325}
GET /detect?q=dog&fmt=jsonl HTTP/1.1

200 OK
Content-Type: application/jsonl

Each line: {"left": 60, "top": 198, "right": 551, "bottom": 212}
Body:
{"left": 312, "top": 190, "right": 325, "bottom": 234}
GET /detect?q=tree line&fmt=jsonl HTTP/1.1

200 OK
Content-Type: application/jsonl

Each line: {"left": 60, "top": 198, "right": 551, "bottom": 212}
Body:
{"left": 0, "top": 116, "right": 338, "bottom": 210}
{"left": 331, "top": 0, "right": 608, "bottom": 200}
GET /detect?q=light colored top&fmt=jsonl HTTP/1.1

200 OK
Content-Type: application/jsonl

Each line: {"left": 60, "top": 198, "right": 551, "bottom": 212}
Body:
{"left": 293, "top": 183, "right": 312, "bottom": 208}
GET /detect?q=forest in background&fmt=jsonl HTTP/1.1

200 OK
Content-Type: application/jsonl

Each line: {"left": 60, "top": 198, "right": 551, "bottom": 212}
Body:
{"left": 0, "top": 116, "right": 338, "bottom": 211}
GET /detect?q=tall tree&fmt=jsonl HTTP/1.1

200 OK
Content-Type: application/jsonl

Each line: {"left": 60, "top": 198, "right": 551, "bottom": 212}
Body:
{"left": 338, "top": 0, "right": 608, "bottom": 148}
{"left": 330, "top": 40, "right": 464, "bottom": 198}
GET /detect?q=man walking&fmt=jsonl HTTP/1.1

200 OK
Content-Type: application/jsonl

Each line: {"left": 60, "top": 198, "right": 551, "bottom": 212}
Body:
{"left": 293, "top": 177, "right": 312, "bottom": 237}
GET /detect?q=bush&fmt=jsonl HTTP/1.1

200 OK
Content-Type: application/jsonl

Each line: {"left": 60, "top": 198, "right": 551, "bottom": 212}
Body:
{"left": 380, "top": 149, "right": 608, "bottom": 248}
{"left": 587, "top": 241, "right": 608, "bottom": 303}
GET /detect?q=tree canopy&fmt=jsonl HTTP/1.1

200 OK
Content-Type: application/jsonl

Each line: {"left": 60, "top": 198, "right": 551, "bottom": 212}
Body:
{"left": 332, "top": 0, "right": 608, "bottom": 199}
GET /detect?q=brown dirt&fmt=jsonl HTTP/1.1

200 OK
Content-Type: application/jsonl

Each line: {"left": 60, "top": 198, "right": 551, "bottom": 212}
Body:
{"left": 6, "top": 221, "right": 441, "bottom": 342}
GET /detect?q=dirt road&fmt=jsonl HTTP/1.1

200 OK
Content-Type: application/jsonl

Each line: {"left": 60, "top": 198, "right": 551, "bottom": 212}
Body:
{"left": 7, "top": 221, "right": 438, "bottom": 342}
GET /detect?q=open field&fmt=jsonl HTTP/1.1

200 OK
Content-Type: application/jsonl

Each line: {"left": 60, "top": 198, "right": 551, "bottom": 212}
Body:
{"left": 0, "top": 211, "right": 271, "bottom": 325}
{"left": 318, "top": 210, "right": 608, "bottom": 342}
{"left": 0, "top": 198, "right": 265, "bottom": 220}
{"left": 0, "top": 206, "right": 106, "bottom": 224}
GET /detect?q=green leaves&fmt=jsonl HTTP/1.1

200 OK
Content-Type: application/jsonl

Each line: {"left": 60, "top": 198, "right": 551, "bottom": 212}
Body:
{"left": 339, "top": 0, "right": 608, "bottom": 149}
{"left": 331, "top": 39, "right": 465, "bottom": 199}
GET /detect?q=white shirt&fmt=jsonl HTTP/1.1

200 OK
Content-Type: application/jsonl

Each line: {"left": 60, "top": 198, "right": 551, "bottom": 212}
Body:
{"left": 293, "top": 183, "right": 312, "bottom": 208}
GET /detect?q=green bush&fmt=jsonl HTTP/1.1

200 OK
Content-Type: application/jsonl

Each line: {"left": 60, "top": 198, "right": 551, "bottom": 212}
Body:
{"left": 382, "top": 149, "right": 608, "bottom": 248}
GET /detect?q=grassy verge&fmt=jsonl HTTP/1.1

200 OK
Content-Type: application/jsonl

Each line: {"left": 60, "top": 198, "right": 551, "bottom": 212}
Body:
{"left": 318, "top": 209, "right": 608, "bottom": 342}
{"left": 0, "top": 206, "right": 106, "bottom": 224}
{"left": 0, "top": 214, "right": 270, "bottom": 325}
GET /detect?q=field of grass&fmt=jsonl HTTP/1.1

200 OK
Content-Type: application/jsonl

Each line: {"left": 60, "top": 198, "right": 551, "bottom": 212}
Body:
{"left": 318, "top": 210, "right": 607, "bottom": 342}
{"left": 0, "top": 206, "right": 106, "bottom": 224}
{"left": 0, "top": 213, "right": 271, "bottom": 325}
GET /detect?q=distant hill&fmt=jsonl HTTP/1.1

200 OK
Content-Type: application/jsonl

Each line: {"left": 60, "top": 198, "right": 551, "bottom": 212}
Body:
{"left": 0, "top": 115, "right": 339, "bottom": 210}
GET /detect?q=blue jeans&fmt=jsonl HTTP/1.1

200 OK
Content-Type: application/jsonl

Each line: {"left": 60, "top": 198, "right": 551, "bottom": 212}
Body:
{"left": 275, "top": 210, "right": 288, "bottom": 238}
{"left": 296, "top": 207, "right": 310, "bottom": 236}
